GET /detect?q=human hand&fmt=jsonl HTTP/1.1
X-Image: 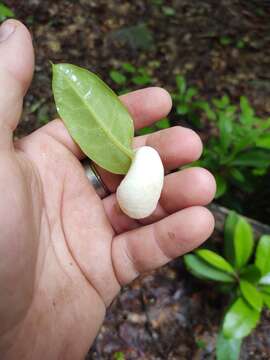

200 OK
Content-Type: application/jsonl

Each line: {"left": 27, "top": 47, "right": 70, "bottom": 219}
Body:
{"left": 0, "top": 20, "right": 216, "bottom": 359}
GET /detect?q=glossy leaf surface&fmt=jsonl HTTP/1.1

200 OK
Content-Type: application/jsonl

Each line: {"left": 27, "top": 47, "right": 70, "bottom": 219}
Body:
{"left": 239, "top": 280, "right": 263, "bottom": 311}
{"left": 196, "top": 249, "right": 235, "bottom": 274}
{"left": 184, "top": 254, "right": 235, "bottom": 283}
{"left": 216, "top": 331, "right": 242, "bottom": 360}
{"left": 234, "top": 217, "right": 254, "bottom": 269}
{"left": 239, "top": 265, "right": 261, "bottom": 284}
{"left": 52, "top": 64, "right": 134, "bottom": 174}
{"left": 255, "top": 235, "right": 270, "bottom": 276}
{"left": 224, "top": 211, "right": 239, "bottom": 265}
{"left": 223, "top": 297, "right": 260, "bottom": 339}
{"left": 262, "top": 293, "right": 270, "bottom": 309}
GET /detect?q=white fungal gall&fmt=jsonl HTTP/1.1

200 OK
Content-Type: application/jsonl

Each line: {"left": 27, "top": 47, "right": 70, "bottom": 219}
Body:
{"left": 116, "top": 146, "right": 164, "bottom": 219}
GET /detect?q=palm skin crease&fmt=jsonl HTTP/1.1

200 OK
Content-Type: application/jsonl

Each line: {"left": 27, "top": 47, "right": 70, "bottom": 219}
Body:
{"left": 0, "top": 20, "right": 216, "bottom": 359}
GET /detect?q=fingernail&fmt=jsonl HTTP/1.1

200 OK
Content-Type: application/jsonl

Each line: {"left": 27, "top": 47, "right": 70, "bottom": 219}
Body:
{"left": 0, "top": 22, "right": 16, "bottom": 43}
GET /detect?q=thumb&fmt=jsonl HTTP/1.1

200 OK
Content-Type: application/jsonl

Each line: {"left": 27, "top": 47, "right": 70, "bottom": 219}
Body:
{"left": 0, "top": 20, "right": 34, "bottom": 150}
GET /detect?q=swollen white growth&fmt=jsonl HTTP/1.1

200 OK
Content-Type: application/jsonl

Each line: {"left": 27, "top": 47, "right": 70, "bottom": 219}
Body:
{"left": 116, "top": 146, "right": 164, "bottom": 219}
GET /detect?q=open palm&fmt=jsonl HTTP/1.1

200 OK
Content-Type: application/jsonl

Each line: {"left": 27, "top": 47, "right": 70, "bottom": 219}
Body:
{"left": 0, "top": 21, "right": 215, "bottom": 359}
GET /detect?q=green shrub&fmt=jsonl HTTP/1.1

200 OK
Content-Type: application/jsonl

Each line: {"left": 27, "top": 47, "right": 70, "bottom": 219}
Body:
{"left": 184, "top": 211, "right": 270, "bottom": 360}
{"left": 172, "top": 75, "right": 215, "bottom": 128}
{"left": 109, "top": 62, "right": 152, "bottom": 95}
{"left": 173, "top": 76, "right": 270, "bottom": 200}
{"left": 196, "top": 94, "right": 270, "bottom": 199}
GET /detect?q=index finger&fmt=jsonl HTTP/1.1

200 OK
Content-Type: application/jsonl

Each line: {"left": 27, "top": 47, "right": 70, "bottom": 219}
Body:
{"left": 120, "top": 87, "right": 172, "bottom": 129}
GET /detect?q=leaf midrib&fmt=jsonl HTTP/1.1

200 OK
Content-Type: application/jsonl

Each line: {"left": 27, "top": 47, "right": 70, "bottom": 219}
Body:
{"left": 64, "top": 71, "right": 134, "bottom": 160}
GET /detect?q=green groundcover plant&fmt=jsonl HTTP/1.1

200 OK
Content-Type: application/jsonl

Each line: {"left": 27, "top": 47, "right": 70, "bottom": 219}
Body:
{"left": 109, "top": 62, "right": 152, "bottom": 94}
{"left": 172, "top": 76, "right": 270, "bottom": 200}
{"left": 196, "top": 94, "right": 270, "bottom": 199}
{"left": 172, "top": 75, "right": 215, "bottom": 128}
{"left": 109, "top": 68, "right": 270, "bottom": 203}
{"left": 184, "top": 211, "right": 270, "bottom": 360}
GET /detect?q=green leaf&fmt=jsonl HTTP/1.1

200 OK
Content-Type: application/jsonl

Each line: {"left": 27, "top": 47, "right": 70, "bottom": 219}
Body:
{"left": 230, "top": 168, "right": 246, "bottom": 183}
{"left": 109, "top": 70, "right": 127, "bottom": 85}
{"left": 195, "top": 339, "right": 206, "bottom": 349}
{"left": 259, "top": 284, "right": 270, "bottom": 308}
{"left": 231, "top": 150, "right": 270, "bottom": 168}
{"left": 221, "top": 95, "right": 230, "bottom": 107}
{"left": 193, "top": 100, "right": 216, "bottom": 120}
{"left": 52, "top": 64, "right": 134, "bottom": 174}
{"left": 0, "top": 3, "right": 14, "bottom": 20}
{"left": 234, "top": 217, "right": 254, "bottom": 269}
{"left": 176, "top": 103, "right": 189, "bottom": 115}
{"left": 259, "top": 272, "right": 270, "bottom": 285}
{"left": 219, "top": 113, "right": 232, "bottom": 150}
{"left": 220, "top": 36, "right": 232, "bottom": 46}
{"left": 259, "top": 285, "right": 270, "bottom": 295}
{"left": 255, "top": 134, "right": 270, "bottom": 149}
{"left": 155, "top": 118, "right": 170, "bottom": 129}
{"left": 236, "top": 39, "right": 246, "bottom": 49}
{"left": 176, "top": 75, "right": 186, "bottom": 95}
{"left": 184, "top": 254, "right": 235, "bottom": 283}
{"left": 240, "top": 96, "right": 254, "bottom": 121}
{"left": 215, "top": 174, "right": 227, "bottom": 198}
{"left": 240, "top": 280, "right": 263, "bottom": 311}
{"left": 212, "top": 98, "right": 224, "bottom": 109}
{"left": 196, "top": 249, "right": 235, "bottom": 274}
{"left": 114, "top": 352, "right": 125, "bottom": 360}
{"left": 223, "top": 297, "right": 260, "bottom": 339}
{"left": 225, "top": 105, "right": 237, "bottom": 117}
{"left": 224, "top": 211, "right": 239, "bottom": 265}
{"left": 122, "top": 62, "right": 136, "bottom": 73}
{"left": 216, "top": 330, "right": 242, "bottom": 360}
{"left": 239, "top": 265, "right": 261, "bottom": 284}
{"left": 255, "top": 235, "right": 270, "bottom": 276}
{"left": 185, "top": 87, "right": 198, "bottom": 101}
{"left": 131, "top": 74, "right": 151, "bottom": 85}
{"left": 162, "top": 6, "right": 176, "bottom": 16}
{"left": 262, "top": 293, "right": 270, "bottom": 309}
{"left": 136, "top": 126, "right": 155, "bottom": 135}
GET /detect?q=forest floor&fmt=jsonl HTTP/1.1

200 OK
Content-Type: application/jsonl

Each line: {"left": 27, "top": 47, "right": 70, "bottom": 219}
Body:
{"left": 5, "top": 0, "right": 270, "bottom": 358}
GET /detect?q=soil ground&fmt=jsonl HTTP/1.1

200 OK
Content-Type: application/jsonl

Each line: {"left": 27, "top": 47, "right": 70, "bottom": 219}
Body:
{"left": 4, "top": 0, "right": 270, "bottom": 358}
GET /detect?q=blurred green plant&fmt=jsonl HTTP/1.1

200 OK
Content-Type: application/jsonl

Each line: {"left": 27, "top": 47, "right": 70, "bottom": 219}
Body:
{"left": 109, "top": 62, "right": 170, "bottom": 135}
{"left": 219, "top": 35, "right": 248, "bottom": 49}
{"left": 184, "top": 211, "right": 270, "bottom": 360}
{"left": 136, "top": 117, "right": 170, "bottom": 135}
{"left": 172, "top": 75, "right": 215, "bottom": 127}
{"left": 219, "top": 35, "right": 233, "bottom": 46}
{"left": 0, "top": 2, "right": 14, "bottom": 22}
{"left": 109, "top": 62, "right": 152, "bottom": 95}
{"left": 195, "top": 338, "right": 207, "bottom": 349}
{"left": 174, "top": 76, "right": 270, "bottom": 200}
{"left": 196, "top": 94, "right": 270, "bottom": 198}
{"left": 113, "top": 351, "right": 125, "bottom": 360}
{"left": 161, "top": 6, "right": 176, "bottom": 16}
